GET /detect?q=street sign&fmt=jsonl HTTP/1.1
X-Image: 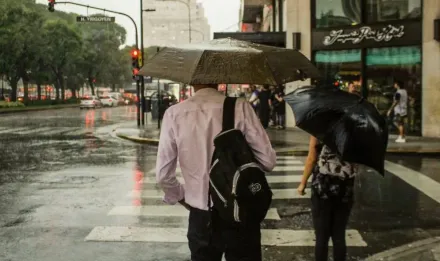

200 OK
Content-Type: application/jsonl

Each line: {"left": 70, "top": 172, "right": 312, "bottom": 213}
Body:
{"left": 144, "top": 76, "right": 152, "bottom": 83}
{"left": 76, "top": 16, "right": 116, "bottom": 23}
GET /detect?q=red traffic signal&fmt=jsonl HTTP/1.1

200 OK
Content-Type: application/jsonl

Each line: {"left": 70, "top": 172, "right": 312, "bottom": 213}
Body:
{"left": 48, "top": 0, "right": 55, "bottom": 12}
{"left": 133, "top": 68, "right": 139, "bottom": 75}
{"left": 131, "top": 49, "right": 139, "bottom": 58}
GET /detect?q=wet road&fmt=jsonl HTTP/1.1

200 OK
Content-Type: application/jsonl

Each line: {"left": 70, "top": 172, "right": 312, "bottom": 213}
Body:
{"left": 1, "top": 107, "right": 440, "bottom": 261}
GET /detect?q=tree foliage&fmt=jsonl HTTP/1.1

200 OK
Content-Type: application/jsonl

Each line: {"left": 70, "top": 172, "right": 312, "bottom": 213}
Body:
{"left": 0, "top": 1, "right": 132, "bottom": 102}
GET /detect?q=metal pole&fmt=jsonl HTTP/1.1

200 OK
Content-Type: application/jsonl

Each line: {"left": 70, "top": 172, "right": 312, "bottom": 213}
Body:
{"left": 140, "top": 0, "right": 145, "bottom": 126}
{"left": 157, "top": 78, "right": 161, "bottom": 129}
{"left": 54, "top": 1, "right": 141, "bottom": 126}
{"left": 187, "top": 1, "right": 192, "bottom": 43}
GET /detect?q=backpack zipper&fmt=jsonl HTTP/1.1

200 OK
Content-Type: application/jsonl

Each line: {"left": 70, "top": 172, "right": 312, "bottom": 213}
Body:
{"left": 234, "top": 200, "right": 240, "bottom": 222}
{"left": 232, "top": 170, "right": 240, "bottom": 195}
{"left": 209, "top": 179, "right": 227, "bottom": 207}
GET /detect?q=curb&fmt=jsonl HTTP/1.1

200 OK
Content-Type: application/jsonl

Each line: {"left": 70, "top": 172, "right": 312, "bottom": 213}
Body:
{"left": 0, "top": 104, "right": 79, "bottom": 114}
{"left": 116, "top": 133, "right": 159, "bottom": 145}
{"left": 364, "top": 237, "right": 440, "bottom": 261}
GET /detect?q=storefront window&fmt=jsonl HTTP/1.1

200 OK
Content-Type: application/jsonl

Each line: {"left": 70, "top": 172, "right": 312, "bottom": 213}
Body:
{"left": 366, "top": 46, "right": 422, "bottom": 134}
{"left": 314, "top": 49, "right": 362, "bottom": 92}
{"left": 366, "top": 0, "right": 421, "bottom": 22}
{"left": 315, "top": 0, "right": 361, "bottom": 28}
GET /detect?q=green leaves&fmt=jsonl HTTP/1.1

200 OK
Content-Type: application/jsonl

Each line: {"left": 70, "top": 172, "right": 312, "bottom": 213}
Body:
{"left": 0, "top": 1, "right": 131, "bottom": 101}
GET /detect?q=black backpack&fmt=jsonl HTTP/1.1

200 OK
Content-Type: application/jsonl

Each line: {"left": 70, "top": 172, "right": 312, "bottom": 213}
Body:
{"left": 208, "top": 97, "right": 273, "bottom": 224}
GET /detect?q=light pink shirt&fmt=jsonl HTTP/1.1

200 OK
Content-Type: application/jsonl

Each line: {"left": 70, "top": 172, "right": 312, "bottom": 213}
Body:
{"left": 156, "top": 88, "right": 277, "bottom": 210}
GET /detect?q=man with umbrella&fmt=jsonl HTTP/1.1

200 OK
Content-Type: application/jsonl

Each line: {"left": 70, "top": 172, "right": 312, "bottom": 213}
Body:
{"left": 139, "top": 38, "right": 322, "bottom": 261}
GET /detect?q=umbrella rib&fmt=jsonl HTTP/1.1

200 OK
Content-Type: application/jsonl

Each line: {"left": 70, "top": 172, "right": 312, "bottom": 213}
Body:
{"left": 187, "top": 49, "right": 206, "bottom": 84}
{"left": 262, "top": 54, "right": 279, "bottom": 85}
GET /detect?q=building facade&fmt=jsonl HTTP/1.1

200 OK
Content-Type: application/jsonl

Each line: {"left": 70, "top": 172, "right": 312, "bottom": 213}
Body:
{"left": 142, "top": 0, "right": 211, "bottom": 47}
{"left": 218, "top": 0, "right": 440, "bottom": 137}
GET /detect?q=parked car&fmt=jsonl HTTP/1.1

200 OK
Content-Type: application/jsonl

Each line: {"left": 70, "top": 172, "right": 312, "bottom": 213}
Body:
{"left": 100, "top": 95, "right": 118, "bottom": 107}
{"left": 109, "top": 92, "right": 125, "bottom": 105}
{"left": 80, "top": 96, "right": 102, "bottom": 109}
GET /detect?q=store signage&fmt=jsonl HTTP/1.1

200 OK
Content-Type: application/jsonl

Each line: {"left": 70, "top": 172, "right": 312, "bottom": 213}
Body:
{"left": 323, "top": 25, "right": 404, "bottom": 46}
{"left": 312, "top": 21, "right": 421, "bottom": 50}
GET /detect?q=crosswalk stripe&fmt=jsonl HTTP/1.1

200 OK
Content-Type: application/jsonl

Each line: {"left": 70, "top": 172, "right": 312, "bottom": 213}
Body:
{"left": 140, "top": 174, "right": 304, "bottom": 184}
{"left": 128, "top": 188, "right": 311, "bottom": 199}
{"left": 276, "top": 155, "right": 296, "bottom": 160}
{"left": 0, "top": 127, "right": 29, "bottom": 134}
{"left": 149, "top": 165, "right": 304, "bottom": 174}
{"left": 41, "top": 127, "right": 73, "bottom": 135}
{"left": 107, "top": 206, "right": 281, "bottom": 220}
{"left": 64, "top": 128, "right": 89, "bottom": 136}
{"left": 84, "top": 226, "right": 367, "bottom": 246}
{"left": 15, "top": 127, "right": 53, "bottom": 135}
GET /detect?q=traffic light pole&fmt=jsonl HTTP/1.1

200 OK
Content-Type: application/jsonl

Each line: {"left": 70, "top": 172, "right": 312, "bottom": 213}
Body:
{"left": 140, "top": 0, "right": 145, "bottom": 126}
{"left": 53, "top": 1, "right": 142, "bottom": 126}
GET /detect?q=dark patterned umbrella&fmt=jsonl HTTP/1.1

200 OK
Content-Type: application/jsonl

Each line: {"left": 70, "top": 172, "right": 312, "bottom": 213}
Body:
{"left": 138, "top": 38, "right": 320, "bottom": 85}
{"left": 285, "top": 85, "right": 388, "bottom": 175}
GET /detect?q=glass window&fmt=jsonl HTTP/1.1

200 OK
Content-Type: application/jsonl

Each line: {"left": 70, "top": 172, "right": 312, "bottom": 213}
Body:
{"left": 366, "top": 46, "right": 422, "bottom": 134}
{"left": 366, "top": 0, "right": 421, "bottom": 22}
{"left": 315, "top": 0, "right": 361, "bottom": 28}
{"left": 314, "top": 49, "right": 362, "bottom": 92}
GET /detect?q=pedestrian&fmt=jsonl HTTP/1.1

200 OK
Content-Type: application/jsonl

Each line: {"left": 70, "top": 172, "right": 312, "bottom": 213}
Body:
{"left": 387, "top": 80, "right": 408, "bottom": 143}
{"left": 274, "top": 85, "right": 286, "bottom": 129}
{"left": 254, "top": 84, "right": 271, "bottom": 129}
{"left": 249, "top": 85, "right": 260, "bottom": 115}
{"left": 297, "top": 136, "right": 357, "bottom": 261}
{"left": 156, "top": 84, "right": 276, "bottom": 261}
{"left": 269, "top": 86, "right": 278, "bottom": 127}
{"left": 347, "top": 82, "right": 360, "bottom": 96}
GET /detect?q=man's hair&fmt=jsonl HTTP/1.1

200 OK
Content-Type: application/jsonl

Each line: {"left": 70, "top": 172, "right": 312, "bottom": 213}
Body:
{"left": 263, "top": 84, "right": 270, "bottom": 90}
{"left": 394, "top": 80, "right": 404, "bottom": 89}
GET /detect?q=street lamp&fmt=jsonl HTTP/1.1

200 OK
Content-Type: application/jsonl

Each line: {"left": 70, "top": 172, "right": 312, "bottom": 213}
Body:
{"left": 156, "top": 0, "right": 192, "bottom": 43}
{"left": 140, "top": 4, "right": 156, "bottom": 126}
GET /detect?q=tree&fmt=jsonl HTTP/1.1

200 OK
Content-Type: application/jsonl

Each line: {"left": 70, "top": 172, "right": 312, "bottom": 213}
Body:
{"left": 43, "top": 20, "right": 82, "bottom": 100}
{"left": 0, "top": 4, "right": 44, "bottom": 102}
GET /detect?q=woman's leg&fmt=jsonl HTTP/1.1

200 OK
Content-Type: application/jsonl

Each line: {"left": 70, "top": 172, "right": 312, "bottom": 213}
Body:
{"left": 312, "top": 195, "right": 332, "bottom": 261}
{"left": 331, "top": 199, "right": 353, "bottom": 261}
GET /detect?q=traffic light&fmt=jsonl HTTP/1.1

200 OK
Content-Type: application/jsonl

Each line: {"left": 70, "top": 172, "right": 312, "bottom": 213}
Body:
{"left": 48, "top": 0, "right": 55, "bottom": 12}
{"left": 131, "top": 48, "right": 140, "bottom": 80}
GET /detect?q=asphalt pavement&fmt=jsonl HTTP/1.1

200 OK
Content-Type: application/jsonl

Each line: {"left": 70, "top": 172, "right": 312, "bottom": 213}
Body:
{"left": 1, "top": 106, "right": 440, "bottom": 261}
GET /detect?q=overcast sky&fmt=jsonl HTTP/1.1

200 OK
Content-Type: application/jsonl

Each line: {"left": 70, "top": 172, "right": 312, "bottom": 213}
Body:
{"left": 36, "top": 0, "right": 240, "bottom": 46}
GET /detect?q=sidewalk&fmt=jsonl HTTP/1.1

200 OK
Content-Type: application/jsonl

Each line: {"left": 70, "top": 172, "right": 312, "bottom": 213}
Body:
{"left": 114, "top": 121, "right": 440, "bottom": 154}
{"left": 0, "top": 104, "right": 79, "bottom": 114}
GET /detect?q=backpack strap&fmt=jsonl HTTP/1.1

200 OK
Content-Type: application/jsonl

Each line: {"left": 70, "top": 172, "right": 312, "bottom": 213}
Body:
{"left": 222, "top": 97, "right": 237, "bottom": 131}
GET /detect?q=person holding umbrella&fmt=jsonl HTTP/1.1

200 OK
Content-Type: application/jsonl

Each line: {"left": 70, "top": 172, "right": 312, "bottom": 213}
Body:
{"left": 284, "top": 85, "right": 388, "bottom": 261}
{"left": 297, "top": 136, "right": 357, "bottom": 261}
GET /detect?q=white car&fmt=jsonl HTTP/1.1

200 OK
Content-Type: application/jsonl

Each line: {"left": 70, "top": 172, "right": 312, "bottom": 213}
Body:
{"left": 100, "top": 96, "right": 118, "bottom": 107}
{"left": 80, "top": 96, "right": 103, "bottom": 109}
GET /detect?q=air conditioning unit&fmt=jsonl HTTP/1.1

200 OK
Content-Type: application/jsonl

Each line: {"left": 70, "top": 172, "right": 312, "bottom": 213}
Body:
{"left": 435, "top": 19, "right": 440, "bottom": 42}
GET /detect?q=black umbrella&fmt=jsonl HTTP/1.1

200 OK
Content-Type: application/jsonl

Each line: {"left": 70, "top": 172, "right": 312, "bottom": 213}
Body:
{"left": 285, "top": 85, "right": 388, "bottom": 175}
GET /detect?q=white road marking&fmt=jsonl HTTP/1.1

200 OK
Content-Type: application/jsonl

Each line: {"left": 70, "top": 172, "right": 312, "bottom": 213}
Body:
{"left": 85, "top": 226, "right": 367, "bottom": 246}
{"left": 276, "top": 155, "right": 297, "bottom": 160}
{"left": 107, "top": 206, "right": 281, "bottom": 220}
{"left": 149, "top": 165, "right": 304, "bottom": 174}
{"left": 16, "top": 127, "right": 53, "bottom": 135}
{"left": 128, "top": 188, "right": 311, "bottom": 199}
{"left": 140, "top": 175, "right": 304, "bottom": 184}
{"left": 385, "top": 161, "right": 440, "bottom": 204}
{"left": 63, "top": 128, "right": 87, "bottom": 136}
{"left": 40, "top": 127, "right": 73, "bottom": 135}
{"left": 0, "top": 127, "right": 29, "bottom": 134}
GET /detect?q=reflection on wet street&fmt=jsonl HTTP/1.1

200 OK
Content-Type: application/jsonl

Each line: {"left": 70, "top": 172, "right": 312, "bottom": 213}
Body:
{"left": 1, "top": 107, "right": 440, "bottom": 261}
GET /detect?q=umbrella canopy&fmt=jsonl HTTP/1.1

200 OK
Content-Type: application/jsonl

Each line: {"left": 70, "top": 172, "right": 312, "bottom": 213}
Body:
{"left": 285, "top": 85, "right": 388, "bottom": 175}
{"left": 139, "top": 38, "right": 320, "bottom": 85}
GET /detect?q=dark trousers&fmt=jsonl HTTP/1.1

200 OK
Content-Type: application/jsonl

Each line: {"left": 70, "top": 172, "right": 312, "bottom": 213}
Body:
{"left": 187, "top": 207, "right": 262, "bottom": 261}
{"left": 311, "top": 195, "right": 353, "bottom": 261}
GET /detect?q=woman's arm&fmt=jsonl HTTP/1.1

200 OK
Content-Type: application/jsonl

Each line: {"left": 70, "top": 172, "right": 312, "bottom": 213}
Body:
{"left": 275, "top": 94, "right": 283, "bottom": 102}
{"left": 297, "top": 136, "right": 319, "bottom": 195}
